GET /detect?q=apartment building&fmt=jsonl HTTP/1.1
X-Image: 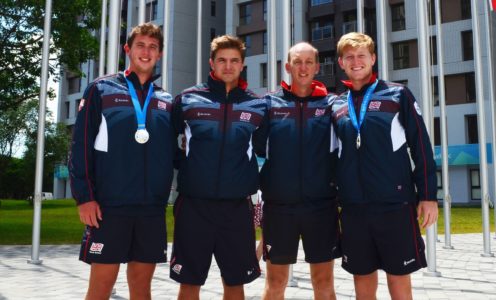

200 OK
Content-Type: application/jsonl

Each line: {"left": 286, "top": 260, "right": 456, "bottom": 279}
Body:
{"left": 56, "top": 0, "right": 495, "bottom": 204}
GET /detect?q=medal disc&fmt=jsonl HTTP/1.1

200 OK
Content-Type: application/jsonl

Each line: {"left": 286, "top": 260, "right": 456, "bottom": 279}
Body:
{"left": 356, "top": 134, "right": 361, "bottom": 149}
{"left": 135, "top": 129, "right": 149, "bottom": 144}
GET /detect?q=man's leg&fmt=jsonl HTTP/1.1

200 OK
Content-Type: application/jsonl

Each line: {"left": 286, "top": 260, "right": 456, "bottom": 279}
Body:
{"left": 309, "top": 261, "right": 336, "bottom": 300}
{"left": 222, "top": 280, "right": 245, "bottom": 300}
{"left": 353, "top": 271, "right": 378, "bottom": 300}
{"left": 127, "top": 262, "right": 156, "bottom": 300}
{"left": 386, "top": 273, "right": 412, "bottom": 300}
{"left": 86, "top": 263, "right": 120, "bottom": 300}
{"left": 177, "top": 284, "right": 201, "bottom": 300}
{"left": 262, "top": 261, "right": 289, "bottom": 300}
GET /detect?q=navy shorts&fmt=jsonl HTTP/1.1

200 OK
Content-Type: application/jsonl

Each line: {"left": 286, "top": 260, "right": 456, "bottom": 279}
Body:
{"left": 340, "top": 203, "right": 427, "bottom": 275}
{"left": 170, "top": 196, "right": 261, "bottom": 286}
{"left": 262, "top": 204, "right": 341, "bottom": 264}
{"left": 79, "top": 213, "right": 167, "bottom": 264}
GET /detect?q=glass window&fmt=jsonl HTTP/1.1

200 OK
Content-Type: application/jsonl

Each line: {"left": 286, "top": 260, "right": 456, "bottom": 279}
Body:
{"left": 470, "top": 169, "right": 481, "bottom": 200}
{"left": 239, "top": 3, "right": 252, "bottom": 25}
{"left": 263, "top": 0, "right": 267, "bottom": 21}
{"left": 261, "top": 63, "right": 267, "bottom": 87}
{"left": 68, "top": 76, "right": 81, "bottom": 94}
{"left": 462, "top": 31, "right": 473, "bottom": 61}
{"left": 436, "top": 170, "right": 443, "bottom": 200}
{"left": 311, "top": 20, "right": 333, "bottom": 41}
{"left": 318, "top": 56, "right": 335, "bottom": 77}
{"left": 311, "top": 0, "right": 332, "bottom": 6}
{"left": 466, "top": 114, "right": 478, "bottom": 144}
{"left": 211, "top": 0, "right": 216, "bottom": 17}
{"left": 392, "top": 41, "right": 410, "bottom": 70}
{"left": 391, "top": 3, "right": 406, "bottom": 31}
{"left": 466, "top": 72, "right": 475, "bottom": 102}
{"left": 145, "top": 0, "right": 158, "bottom": 22}
{"left": 210, "top": 28, "right": 216, "bottom": 41}
{"left": 243, "top": 35, "right": 252, "bottom": 56}
{"left": 461, "top": 0, "right": 471, "bottom": 20}
{"left": 263, "top": 31, "right": 267, "bottom": 54}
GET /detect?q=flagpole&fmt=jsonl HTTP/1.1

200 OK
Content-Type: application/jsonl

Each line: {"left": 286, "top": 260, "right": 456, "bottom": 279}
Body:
{"left": 357, "top": 0, "right": 364, "bottom": 33}
{"left": 375, "top": 0, "right": 388, "bottom": 80}
{"left": 138, "top": 0, "right": 145, "bottom": 24}
{"left": 196, "top": 0, "right": 202, "bottom": 84}
{"left": 98, "top": 0, "right": 108, "bottom": 77}
{"left": 161, "top": 0, "right": 171, "bottom": 90}
{"left": 267, "top": 0, "right": 277, "bottom": 92}
{"left": 107, "top": 0, "right": 121, "bottom": 74}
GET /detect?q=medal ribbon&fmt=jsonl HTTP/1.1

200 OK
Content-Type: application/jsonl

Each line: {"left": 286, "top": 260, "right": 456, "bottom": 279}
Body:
{"left": 347, "top": 79, "right": 379, "bottom": 139}
{"left": 125, "top": 77, "right": 154, "bottom": 130}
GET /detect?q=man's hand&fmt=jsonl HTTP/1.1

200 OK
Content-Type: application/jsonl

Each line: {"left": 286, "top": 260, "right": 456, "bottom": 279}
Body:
{"left": 78, "top": 201, "right": 103, "bottom": 228}
{"left": 417, "top": 201, "right": 438, "bottom": 229}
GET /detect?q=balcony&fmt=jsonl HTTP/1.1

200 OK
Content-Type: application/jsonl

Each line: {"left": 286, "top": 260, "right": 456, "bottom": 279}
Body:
{"left": 342, "top": 21, "right": 357, "bottom": 34}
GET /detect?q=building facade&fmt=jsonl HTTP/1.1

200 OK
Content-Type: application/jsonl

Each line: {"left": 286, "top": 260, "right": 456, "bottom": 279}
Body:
{"left": 56, "top": 0, "right": 496, "bottom": 205}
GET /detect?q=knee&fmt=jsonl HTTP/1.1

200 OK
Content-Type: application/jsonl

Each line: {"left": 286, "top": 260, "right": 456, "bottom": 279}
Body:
{"left": 311, "top": 272, "right": 333, "bottom": 293}
{"left": 265, "top": 274, "right": 288, "bottom": 293}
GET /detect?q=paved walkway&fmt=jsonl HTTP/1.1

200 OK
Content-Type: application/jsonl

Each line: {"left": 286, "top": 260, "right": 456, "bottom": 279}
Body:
{"left": 1, "top": 234, "right": 496, "bottom": 299}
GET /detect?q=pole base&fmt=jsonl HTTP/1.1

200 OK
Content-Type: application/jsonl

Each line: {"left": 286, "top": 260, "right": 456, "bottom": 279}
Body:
{"left": 423, "top": 270, "right": 441, "bottom": 277}
{"left": 27, "top": 259, "right": 43, "bottom": 265}
{"left": 287, "top": 279, "right": 298, "bottom": 287}
{"left": 481, "top": 252, "right": 494, "bottom": 257}
{"left": 442, "top": 245, "right": 454, "bottom": 249}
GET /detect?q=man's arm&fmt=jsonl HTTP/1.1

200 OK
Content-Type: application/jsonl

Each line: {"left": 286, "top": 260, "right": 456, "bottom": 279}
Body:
{"left": 399, "top": 86, "right": 438, "bottom": 228}
{"left": 252, "top": 95, "right": 270, "bottom": 158}
{"left": 69, "top": 82, "right": 103, "bottom": 227}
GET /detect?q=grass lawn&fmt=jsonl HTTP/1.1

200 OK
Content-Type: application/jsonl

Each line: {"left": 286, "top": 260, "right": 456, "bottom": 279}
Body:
{"left": 0, "top": 199, "right": 492, "bottom": 245}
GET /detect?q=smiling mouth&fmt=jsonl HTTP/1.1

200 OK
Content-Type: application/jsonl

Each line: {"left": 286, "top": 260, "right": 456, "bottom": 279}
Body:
{"left": 139, "top": 58, "right": 151, "bottom": 62}
{"left": 351, "top": 67, "right": 364, "bottom": 71}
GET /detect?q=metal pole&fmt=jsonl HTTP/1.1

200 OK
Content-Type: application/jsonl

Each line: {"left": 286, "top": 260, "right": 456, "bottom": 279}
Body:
{"left": 161, "top": 0, "right": 171, "bottom": 90}
{"left": 471, "top": 0, "right": 494, "bottom": 257}
{"left": 484, "top": 0, "right": 496, "bottom": 241}
{"left": 196, "top": 0, "right": 202, "bottom": 84}
{"left": 434, "top": 0, "right": 453, "bottom": 250}
{"left": 106, "top": 0, "right": 121, "bottom": 74}
{"left": 267, "top": 0, "right": 277, "bottom": 91}
{"left": 281, "top": 0, "right": 291, "bottom": 84}
{"left": 28, "top": 0, "right": 53, "bottom": 265}
{"left": 417, "top": 0, "right": 440, "bottom": 277}
{"left": 375, "top": 0, "right": 388, "bottom": 80}
{"left": 98, "top": 0, "right": 108, "bottom": 77}
{"left": 357, "top": 0, "right": 365, "bottom": 33}
{"left": 138, "top": 0, "right": 146, "bottom": 24}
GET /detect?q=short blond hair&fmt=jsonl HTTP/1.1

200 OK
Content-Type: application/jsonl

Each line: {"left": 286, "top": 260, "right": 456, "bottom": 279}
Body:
{"left": 337, "top": 32, "right": 375, "bottom": 57}
{"left": 287, "top": 42, "right": 319, "bottom": 63}
{"left": 210, "top": 35, "right": 246, "bottom": 61}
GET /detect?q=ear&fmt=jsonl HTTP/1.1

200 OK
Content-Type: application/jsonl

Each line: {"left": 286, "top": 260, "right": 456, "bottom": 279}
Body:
{"left": 371, "top": 53, "right": 376, "bottom": 66}
{"left": 315, "top": 62, "right": 320, "bottom": 75}
{"left": 285, "top": 62, "right": 291, "bottom": 74}
{"left": 124, "top": 43, "right": 130, "bottom": 54}
{"left": 338, "top": 57, "right": 345, "bottom": 70}
{"left": 209, "top": 58, "right": 214, "bottom": 70}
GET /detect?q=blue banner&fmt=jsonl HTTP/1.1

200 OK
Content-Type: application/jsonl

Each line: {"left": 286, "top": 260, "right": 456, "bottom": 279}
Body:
{"left": 433, "top": 143, "right": 493, "bottom": 166}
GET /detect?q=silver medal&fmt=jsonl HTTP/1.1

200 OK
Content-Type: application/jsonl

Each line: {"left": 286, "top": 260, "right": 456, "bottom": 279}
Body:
{"left": 135, "top": 128, "right": 150, "bottom": 144}
{"left": 356, "top": 134, "right": 361, "bottom": 149}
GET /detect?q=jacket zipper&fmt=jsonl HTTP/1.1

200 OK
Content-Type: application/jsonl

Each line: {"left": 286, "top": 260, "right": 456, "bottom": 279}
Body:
{"left": 298, "top": 99, "right": 304, "bottom": 202}
{"left": 215, "top": 92, "right": 229, "bottom": 197}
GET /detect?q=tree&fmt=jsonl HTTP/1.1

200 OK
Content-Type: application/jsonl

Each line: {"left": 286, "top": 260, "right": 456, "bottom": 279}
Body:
{"left": 0, "top": 0, "right": 101, "bottom": 112}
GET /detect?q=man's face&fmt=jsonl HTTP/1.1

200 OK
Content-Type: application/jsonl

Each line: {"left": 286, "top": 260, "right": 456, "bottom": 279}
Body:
{"left": 124, "top": 34, "right": 162, "bottom": 76}
{"left": 338, "top": 46, "right": 376, "bottom": 83}
{"left": 286, "top": 47, "right": 319, "bottom": 88}
{"left": 209, "top": 48, "right": 244, "bottom": 86}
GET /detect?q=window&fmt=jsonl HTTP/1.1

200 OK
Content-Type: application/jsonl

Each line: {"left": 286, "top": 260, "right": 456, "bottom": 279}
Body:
{"left": 466, "top": 114, "right": 478, "bottom": 144}
{"left": 430, "top": 36, "right": 437, "bottom": 65}
{"left": 263, "top": 31, "right": 267, "bottom": 54}
{"left": 428, "top": 0, "right": 436, "bottom": 25}
{"left": 263, "top": 0, "right": 267, "bottom": 21}
{"left": 465, "top": 73, "right": 476, "bottom": 102}
{"left": 470, "top": 169, "right": 481, "bottom": 200}
{"left": 261, "top": 63, "right": 267, "bottom": 87}
{"left": 432, "top": 76, "right": 439, "bottom": 106}
{"left": 311, "top": 0, "right": 332, "bottom": 6}
{"left": 211, "top": 0, "right": 216, "bottom": 17}
{"left": 462, "top": 31, "right": 473, "bottom": 61}
{"left": 434, "top": 117, "right": 440, "bottom": 146}
{"left": 68, "top": 76, "right": 81, "bottom": 94}
{"left": 311, "top": 20, "right": 333, "bottom": 41}
{"left": 392, "top": 41, "right": 410, "bottom": 70}
{"left": 239, "top": 3, "right": 252, "bottom": 25}
{"left": 391, "top": 3, "right": 405, "bottom": 31}
{"left": 210, "top": 28, "right": 216, "bottom": 41}
{"left": 242, "top": 35, "right": 252, "bottom": 56}
{"left": 461, "top": 0, "right": 471, "bottom": 20}
{"left": 318, "top": 56, "right": 335, "bottom": 77}
{"left": 436, "top": 170, "right": 443, "bottom": 200}
{"left": 145, "top": 0, "right": 158, "bottom": 21}
{"left": 65, "top": 102, "right": 70, "bottom": 118}
{"left": 342, "top": 21, "right": 357, "bottom": 34}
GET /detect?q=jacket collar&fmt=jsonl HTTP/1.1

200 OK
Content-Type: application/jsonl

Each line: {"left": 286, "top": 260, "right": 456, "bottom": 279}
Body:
{"left": 281, "top": 80, "right": 328, "bottom": 98}
{"left": 341, "top": 72, "right": 378, "bottom": 91}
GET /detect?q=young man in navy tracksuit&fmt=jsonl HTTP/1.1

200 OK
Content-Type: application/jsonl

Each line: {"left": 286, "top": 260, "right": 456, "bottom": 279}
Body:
{"left": 254, "top": 42, "right": 340, "bottom": 300}
{"left": 70, "top": 23, "right": 175, "bottom": 299}
{"left": 331, "top": 32, "right": 438, "bottom": 299}
{"left": 170, "top": 35, "right": 267, "bottom": 300}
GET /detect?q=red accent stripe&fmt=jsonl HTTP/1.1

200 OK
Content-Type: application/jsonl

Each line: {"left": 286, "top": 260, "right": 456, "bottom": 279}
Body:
{"left": 408, "top": 205, "right": 422, "bottom": 265}
{"left": 84, "top": 87, "right": 96, "bottom": 202}
{"left": 405, "top": 91, "right": 429, "bottom": 200}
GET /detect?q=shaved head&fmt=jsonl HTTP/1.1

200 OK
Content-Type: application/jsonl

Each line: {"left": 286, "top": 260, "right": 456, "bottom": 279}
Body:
{"left": 287, "top": 42, "right": 319, "bottom": 63}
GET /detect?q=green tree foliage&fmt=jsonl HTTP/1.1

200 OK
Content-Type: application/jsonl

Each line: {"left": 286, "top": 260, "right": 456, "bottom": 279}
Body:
{"left": 0, "top": 99, "right": 39, "bottom": 157}
{"left": 0, "top": 0, "right": 101, "bottom": 111}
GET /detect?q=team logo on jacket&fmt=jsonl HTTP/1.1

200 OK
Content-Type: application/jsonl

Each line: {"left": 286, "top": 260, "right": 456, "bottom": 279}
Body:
{"left": 157, "top": 100, "right": 168, "bottom": 111}
{"left": 172, "top": 264, "right": 183, "bottom": 275}
{"left": 368, "top": 101, "right": 382, "bottom": 111}
{"left": 240, "top": 112, "right": 252, "bottom": 121}
{"left": 89, "top": 242, "right": 104, "bottom": 254}
{"left": 315, "top": 108, "right": 326, "bottom": 117}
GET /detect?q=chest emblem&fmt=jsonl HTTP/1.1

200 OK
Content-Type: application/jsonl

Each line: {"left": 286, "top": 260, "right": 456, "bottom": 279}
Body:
{"left": 240, "top": 112, "right": 252, "bottom": 121}
{"left": 368, "top": 101, "right": 381, "bottom": 111}
{"left": 315, "top": 108, "right": 326, "bottom": 117}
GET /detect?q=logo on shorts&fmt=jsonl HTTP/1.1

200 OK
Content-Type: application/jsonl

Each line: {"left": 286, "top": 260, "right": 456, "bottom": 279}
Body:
{"left": 240, "top": 112, "right": 252, "bottom": 121}
{"left": 247, "top": 269, "right": 254, "bottom": 276}
{"left": 343, "top": 255, "right": 348, "bottom": 263}
{"left": 403, "top": 258, "right": 415, "bottom": 266}
{"left": 172, "top": 264, "right": 182, "bottom": 275}
{"left": 89, "top": 242, "right": 104, "bottom": 254}
{"left": 266, "top": 244, "right": 272, "bottom": 253}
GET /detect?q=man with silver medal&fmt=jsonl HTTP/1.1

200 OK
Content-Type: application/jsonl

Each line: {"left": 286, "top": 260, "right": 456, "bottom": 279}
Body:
{"left": 70, "top": 23, "right": 175, "bottom": 300}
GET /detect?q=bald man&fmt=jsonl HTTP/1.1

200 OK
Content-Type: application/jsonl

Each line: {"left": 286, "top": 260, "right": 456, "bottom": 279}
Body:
{"left": 254, "top": 42, "right": 340, "bottom": 300}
